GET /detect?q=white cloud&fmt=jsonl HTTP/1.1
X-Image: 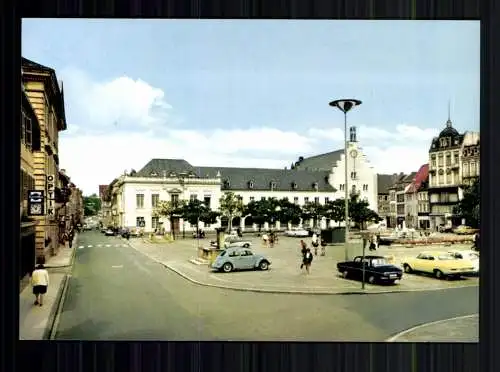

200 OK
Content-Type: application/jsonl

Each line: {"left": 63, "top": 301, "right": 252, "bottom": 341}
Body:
{"left": 57, "top": 68, "right": 438, "bottom": 195}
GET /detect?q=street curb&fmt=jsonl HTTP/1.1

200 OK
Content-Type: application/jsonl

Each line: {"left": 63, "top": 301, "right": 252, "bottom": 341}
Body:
{"left": 126, "top": 242, "right": 478, "bottom": 295}
{"left": 45, "top": 234, "right": 79, "bottom": 269}
{"left": 42, "top": 273, "right": 70, "bottom": 340}
{"left": 385, "top": 314, "right": 479, "bottom": 342}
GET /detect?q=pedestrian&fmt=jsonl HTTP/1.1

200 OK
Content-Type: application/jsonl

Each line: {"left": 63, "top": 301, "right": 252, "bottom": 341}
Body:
{"left": 299, "top": 240, "right": 307, "bottom": 269}
{"left": 473, "top": 232, "right": 480, "bottom": 251}
{"left": 320, "top": 238, "right": 326, "bottom": 256}
{"left": 31, "top": 262, "right": 49, "bottom": 306}
{"left": 269, "top": 233, "right": 274, "bottom": 248}
{"left": 262, "top": 233, "right": 269, "bottom": 247}
{"left": 303, "top": 248, "right": 314, "bottom": 274}
{"left": 68, "top": 235, "right": 73, "bottom": 249}
{"left": 311, "top": 233, "right": 319, "bottom": 255}
{"left": 369, "top": 235, "right": 376, "bottom": 251}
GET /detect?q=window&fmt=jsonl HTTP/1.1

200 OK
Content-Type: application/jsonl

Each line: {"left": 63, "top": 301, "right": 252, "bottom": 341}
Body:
{"left": 431, "top": 155, "right": 436, "bottom": 168}
{"left": 136, "top": 194, "right": 144, "bottom": 208}
{"left": 228, "top": 250, "right": 239, "bottom": 257}
{"left": 293, "top": 197, "right": 299, "bottom": 204}
{"left": 314, "top": 197, "right": 320, "bottom": 204}
{"left": 249, "top": 197, "right": 255, "bottom": 202}
{"left": 351, "top": 171, "right": 357, "bottom": 180}
{"left": 339, "top": 184, "right": 345, "bottom": 191}
{"left": 171, "top": 194, "right": 179, "bottom": 206}
{"left": 430, "top": 194, "right": 439, "bottom": 203}
{"left": 22, "top": 111, "right": 32, "bottom": 147}
{"left": 136, "top": 216, "right": 145, "bottom": 227}
{"left": 454, "top": 151, "right": 459, "bottom": 164}
{"left": 151, "top": 194, "right": 160, "bottom": 208}
{"left": 283, "top": 196, "right": 289, "bottom": 201}
{"left": 291, "top": 182, "right": 297, "bottom": 190}
{"left": 463, "top": 163, "right": 470, "bottom": 177}
{"left": 203, "top": 196, "right": 211, "bottom": 208}
{"left": 470, "top": 162, "right": 476, "bottom": 176}
{"left": 312, "top": 182, "right": 318, "bottom": 190}
{"left": 151, "top": 217, "right": 159, "bottom": 229}
{"left": 270, "top": 181, "right": 276, "bottom": 190}
{"left": 261, "top": 196, "right": 266, "bottom": 201}
{"left": 362, "top": 184, "right": 368, "bottom": 191}
{"left": 438, "top": 155, "right": 443, "bottom": 166}
{"left": 248, "top": 181, "right": 254, "bottom": 189}
{"left": 190, "top": 194, "right": 198, "bottom": 201}
{"left": 304, "top": 197, "right": 309, "bottom": 204}
{"left": 446, "top": 153, "right": 451, "bottom": 166}
{"left": 325, "top": 197, "right": 330, "bottom": 203}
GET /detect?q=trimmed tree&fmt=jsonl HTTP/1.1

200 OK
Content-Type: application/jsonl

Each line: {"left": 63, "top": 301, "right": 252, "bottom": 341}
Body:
{"left": 301, "top": 201, "right": 324, "bottom": 228}
{"left": 348, "top": 195, "right": 382, "bottom": 230}
{"left": 244, "top": 199, "right": 273, "bottom": 232}
{"left": 180, "top": 199, "right": 220, "bottom": 236}
{"left": 218, "top": 192, "right": 244, "bottom": 231}
{"left": 153, "top": 200, "right": 185, "bottom": 240}
{"left": 323, "top": 199, "right": 345, "bottom": 226}
{"left": 276, "top": 198, "right": 302, "bottom": 227}
{"left": 453, "top": 179, "right": 480, "bottom": 228}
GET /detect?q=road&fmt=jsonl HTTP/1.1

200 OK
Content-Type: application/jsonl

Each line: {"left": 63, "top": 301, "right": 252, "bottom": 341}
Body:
{"left": 54, "top": 231, "right": 478, "bottom": 341}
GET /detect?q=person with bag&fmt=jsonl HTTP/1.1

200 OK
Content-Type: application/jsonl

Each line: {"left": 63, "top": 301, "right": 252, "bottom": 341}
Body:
{"left": 303, "top": 248, "right": 314, "bottom": 274}
{"left": 311, "top": 233, "right": 319, "bottom": 255}
{"left": 31, "top": 263, "right": 49, "bottom": 306}
{"left": 299, "top": 240, "right": 307, "bottom": 269}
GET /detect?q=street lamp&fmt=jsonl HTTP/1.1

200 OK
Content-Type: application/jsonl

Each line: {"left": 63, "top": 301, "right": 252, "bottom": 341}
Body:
{"left": 329, "top": 99, "right": 362, "bottom": 261}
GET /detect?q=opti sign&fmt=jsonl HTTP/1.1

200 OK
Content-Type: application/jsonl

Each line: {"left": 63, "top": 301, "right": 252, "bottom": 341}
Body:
{"left": 46, "top": 174, "right": 56, "bottom": 217}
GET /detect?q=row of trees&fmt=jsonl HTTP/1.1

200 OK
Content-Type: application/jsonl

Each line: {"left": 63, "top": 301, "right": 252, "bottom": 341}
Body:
{"left": 153, "top": 191, "right": 382, "bottom": 239}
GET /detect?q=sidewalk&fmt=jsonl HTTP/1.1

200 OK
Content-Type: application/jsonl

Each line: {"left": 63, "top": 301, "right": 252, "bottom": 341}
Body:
{"left": 126, "top": 237, "right": 478, "bottom": 295}
{"left": 387, "top": 314, "right": 478, "bottom": 342}
{"left": 19, "top": 234, "right": 78, "bottom": 340}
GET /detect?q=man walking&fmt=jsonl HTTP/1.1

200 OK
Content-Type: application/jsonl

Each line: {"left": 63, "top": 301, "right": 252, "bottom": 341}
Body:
{"left": 300, "top": 240, "right": 307, "bottom": 269}
{"left": 303, "top": 248, "right": 314, "bottom": 274}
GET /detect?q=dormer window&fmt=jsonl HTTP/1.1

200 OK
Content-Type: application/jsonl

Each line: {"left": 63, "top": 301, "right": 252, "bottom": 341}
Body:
{"left": 223, "top": 180, "right": 230, "bottom": 188}
{"left": 291, "top": 182, "right": 298, "bottom": 190}
{"left": 270, "top": 181, "right": 277, "bottom": 190}
{"left": 150, "top": 172, "right": 158, "bottom": 177}
{"left": 312, "top": 182, "right": 318, "bottom": 190}
{"left": 248, "top": 181, "right": 254, "bottom": 189}
{"left": 324, "top": 176, "right": 329, "bottom": 183}
{"left": 169, "top": 172, "right": 176, "bottom": 177}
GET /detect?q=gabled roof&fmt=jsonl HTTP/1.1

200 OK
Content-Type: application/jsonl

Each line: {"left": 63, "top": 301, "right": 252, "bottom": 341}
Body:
{"left": 377, "top": 174, "right": 394, "bottom": 194}
{"left": 292, "top": 150, "right": 344, "bottom": 171}
{"left": 406, "top": 164, "right": 429, "bottom": 194}
{"left": 132, "top": 158, "right": 336, "bottom": 192}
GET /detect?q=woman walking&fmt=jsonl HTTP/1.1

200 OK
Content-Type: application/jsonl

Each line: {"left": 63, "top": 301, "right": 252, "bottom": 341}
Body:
{"left": 303, "top": 248, "right": 314, "bottom": 274}
{"left": 300, "top": 240, "right": 307, "bottom": 269}
{"left": 31, "top": 262, "right": 49, "bottom": 306}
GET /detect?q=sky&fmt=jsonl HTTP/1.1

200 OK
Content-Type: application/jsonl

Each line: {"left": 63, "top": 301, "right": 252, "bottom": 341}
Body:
{"left": 21, "top": 20, "right": 480, "bottom": 196}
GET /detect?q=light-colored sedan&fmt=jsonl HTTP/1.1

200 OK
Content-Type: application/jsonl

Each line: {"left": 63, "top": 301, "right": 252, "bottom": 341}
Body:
{"left": 211, "top": 247, "right": 271, "bottom": 273}
{"left": 224, "top": 236, "right": 252, "bottom": 248}
{"left": 284, "top": 228, "right": 309, "bottom": 237}
{"left": 402, "top": 251, "right": 476, "bottom": 279}
{"left": 447, "top": 249, "right": 479, "bottom": 275}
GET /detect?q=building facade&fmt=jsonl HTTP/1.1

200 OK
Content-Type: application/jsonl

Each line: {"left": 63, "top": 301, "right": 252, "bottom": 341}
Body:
{"left": 404, "top": 164, "right": 429, "bottom": 229}
{"left": 460, "top": 131, "right": 480, "bottom": 187}
{"left": 108, "top": 130, "right": 379, "bottom": 233}
{"left": 428, "top": 117, "right": 464, "bottom": 229}
{"left": 20, "top": 89, "right": 42, "bottom": 279}
{"left": 377, "top": 174, "right": 395, "bottom": 227}
{"left": 22, "top": 57, "right": 68, "bottom": 259}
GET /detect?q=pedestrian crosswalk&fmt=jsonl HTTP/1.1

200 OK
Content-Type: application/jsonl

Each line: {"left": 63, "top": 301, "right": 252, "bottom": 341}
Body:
{"left": 78, "top": 243, "right": 129, "bottom": 249}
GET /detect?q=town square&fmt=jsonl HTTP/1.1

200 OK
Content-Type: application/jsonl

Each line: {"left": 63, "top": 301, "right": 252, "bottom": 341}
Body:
{"left": 19, "top": 20, "right": 479, "bottom": 341}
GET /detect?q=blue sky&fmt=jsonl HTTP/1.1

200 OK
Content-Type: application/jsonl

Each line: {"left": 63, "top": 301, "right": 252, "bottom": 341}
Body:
{"left": 22, "top": 20, "right": 480, "bottom": 195}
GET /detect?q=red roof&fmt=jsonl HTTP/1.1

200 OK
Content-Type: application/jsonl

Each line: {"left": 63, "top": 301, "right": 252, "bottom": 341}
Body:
{"left": 405, "top": 164, "right": 429, "bottom": 193}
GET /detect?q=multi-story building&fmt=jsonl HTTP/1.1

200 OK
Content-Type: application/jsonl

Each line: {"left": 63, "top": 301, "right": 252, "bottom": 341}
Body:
{"left": 428, "top": 116, "right": 464, "bottom": 229}
{"left": 404, "top": 164, "right": 429, "bottom": 229}
{"left": 387, "top": 173, "right": 416, "bottom": 228}
{"left": 460, "top": 131, "right": 480, "bottom": 187}
{"left": 20, "top": 88, "right": 42, "bottom": 279}
{"left": 377, "top": 174, "right": 395, "bottom": 227}
{"left": 108, "top": 129, "right": 380, "bottom": 233}
{"left": 22, "top": 57, "right": 68, "bottom": 259}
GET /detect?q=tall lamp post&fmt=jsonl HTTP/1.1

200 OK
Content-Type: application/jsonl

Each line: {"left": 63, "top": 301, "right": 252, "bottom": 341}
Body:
{"left": 329, "top": 99, "right": 362, "bottom": 261}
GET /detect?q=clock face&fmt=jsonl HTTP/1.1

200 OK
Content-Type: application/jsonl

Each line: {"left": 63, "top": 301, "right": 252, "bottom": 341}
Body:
{"left": 29, "top": 203, "right": 42, "bottom": 215}
{"left": 350, "top": 150, "right": 358, "bottom": 158}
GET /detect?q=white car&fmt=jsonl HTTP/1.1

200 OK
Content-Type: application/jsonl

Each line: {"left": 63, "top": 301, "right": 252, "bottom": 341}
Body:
{"left": 448, "top": 249, "right": 479, "bottom": 275}
{"left": 224, "top": 236, "right": 252, "bottom": 248}
{"left": 284, "top": 228, "right": 309, "bottom": 237}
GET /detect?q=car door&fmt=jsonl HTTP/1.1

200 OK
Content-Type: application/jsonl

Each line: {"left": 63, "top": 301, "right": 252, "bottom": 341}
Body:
{"left": 419, "top": 254, "right": 436, "bottom": 273}
{"left": 238, "top": 249, "right": 255, "bottom": 269}
{"left": 411, "top": 254, "right": 428, "bottom": 272}
{"left": 349, "top": 257, "right": 363, "bottom": 279}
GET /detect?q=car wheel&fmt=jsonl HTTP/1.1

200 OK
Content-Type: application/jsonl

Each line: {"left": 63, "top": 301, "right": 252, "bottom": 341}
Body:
{"left": 367, "top": 275, "right": 376, "bottom": 284}
{"left": 222, "top": 263, "right": 233, "bottom": 273}
{"left": 403, "top": 264, "right": 413, "bottom": 273}
{"left": 259, "top": 261, "right": 269, "bottom": 270}
{"left": 342, "top": 270, "right": 349, "bottom": 279}
{"left": 243, "top": 243, "right": 250, "bottom": 248}
{"left": 434, "top": 269, "right": 444, "bottom": 279}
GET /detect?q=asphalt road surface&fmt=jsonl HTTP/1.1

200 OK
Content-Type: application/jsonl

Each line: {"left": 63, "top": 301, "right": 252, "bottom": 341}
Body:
{"left": 54, "top": 231, "right": 478, "bottom": 341}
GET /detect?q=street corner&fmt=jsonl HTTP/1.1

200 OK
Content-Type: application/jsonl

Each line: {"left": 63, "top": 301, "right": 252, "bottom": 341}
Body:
{"left": 386, "top": 314, "right": 479, "bottom": 342}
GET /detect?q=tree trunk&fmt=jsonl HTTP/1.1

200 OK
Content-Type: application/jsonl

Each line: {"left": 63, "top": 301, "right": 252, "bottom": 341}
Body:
{"left": 228, "top": 213, "right": 233, "bottom": 232}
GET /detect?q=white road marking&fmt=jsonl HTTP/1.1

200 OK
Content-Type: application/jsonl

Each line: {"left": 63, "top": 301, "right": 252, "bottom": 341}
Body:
{"left": 88, "top": 245, "right": 93, "bottom": 248}
{"left": 111, "top": 265, "right": 123, "bottom": 268}
{"left": 122, "top": 244, "right": 127, "bottom": 247}
{"left": 97, "top": 244, "right": 102, "bottom": 247}
{"left": 78, "top": 246, "right": 84, "bottom": 249}
{"left": 106, "top": 244, "right": 111, "bottom": 247}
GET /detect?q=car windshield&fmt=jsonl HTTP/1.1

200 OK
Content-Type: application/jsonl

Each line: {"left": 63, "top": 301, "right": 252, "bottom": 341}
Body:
{"left": 219, "top": 251, "right": 226, "bottom": 257}
{"left": 437, "top": 255, "right": 455, "bottom": 260}
{"left": 371, "top": 258, "right": 389, "bottom": 266}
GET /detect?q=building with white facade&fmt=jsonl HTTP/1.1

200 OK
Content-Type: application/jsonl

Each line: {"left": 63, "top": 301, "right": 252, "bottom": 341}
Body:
{"left": 460, "top": 131, "right": 480, "bottom": 187}
{"left": 107, "top": 127, "right": 379, "bottom": 233}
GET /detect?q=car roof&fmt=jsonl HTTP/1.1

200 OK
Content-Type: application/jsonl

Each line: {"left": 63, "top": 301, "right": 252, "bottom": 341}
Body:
{"left": 359, "top": 255, "right": 386, "bottom": 259}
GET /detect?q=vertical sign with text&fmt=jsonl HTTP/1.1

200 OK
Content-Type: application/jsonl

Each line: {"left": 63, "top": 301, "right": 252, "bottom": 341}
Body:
{"left": 46, "top": 174, "right": 56, "bottom": 217}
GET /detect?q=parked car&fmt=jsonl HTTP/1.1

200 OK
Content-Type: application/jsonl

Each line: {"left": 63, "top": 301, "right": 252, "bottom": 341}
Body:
{"left": 211, "top": 247, "right": 271, "bottom": 273}
{"left": 447, "top": 249, "right": 479, "bottom": 275}
{"left": 438, "top": 225, "right": 453, "bottom": 233}
{"left": 402, "top": 251, "right": 476, "bottom": 279}
{"left": 225, "top": 236, "right": 252, "bottom": 248}
{"left": 453, "top": 225, "right": 479, "bottom": 235}
{"left": 104, "top": 228, "right": 116, "bottom": 236}
{"left": 337, "top": 255, "right": 403, "bottom": 285}
{"left": 284, "top": 228, "right": 309, "bottom": 237}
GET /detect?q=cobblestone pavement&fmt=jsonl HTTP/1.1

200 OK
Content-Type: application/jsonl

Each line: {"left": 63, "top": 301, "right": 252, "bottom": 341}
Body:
{"left": 387, "top": 314, "right": 478, "bottom": 342}
{"left": 126, "top": 235, "right": 479, "bottom": 294}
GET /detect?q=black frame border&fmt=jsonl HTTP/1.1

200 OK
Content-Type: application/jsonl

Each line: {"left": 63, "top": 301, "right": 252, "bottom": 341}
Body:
{"left": 1, "top": 0, "right": 496, "bottom": 371}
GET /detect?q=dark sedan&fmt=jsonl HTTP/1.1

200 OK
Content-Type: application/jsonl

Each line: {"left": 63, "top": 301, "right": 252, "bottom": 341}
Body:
{"left": 337, "top": 255, "right": 403, "bottom": 285}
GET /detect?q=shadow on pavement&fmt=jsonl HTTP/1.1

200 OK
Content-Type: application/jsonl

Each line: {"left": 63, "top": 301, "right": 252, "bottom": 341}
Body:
{"left": 59, "top": 276, "right": 83, "bottom": 313}
{"left": 55, "top": 319, "right": 110, "bottom": 340}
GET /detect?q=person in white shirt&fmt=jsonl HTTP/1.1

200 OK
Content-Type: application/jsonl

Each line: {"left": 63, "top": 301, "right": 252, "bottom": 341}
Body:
{"left": 31, "top": 264, "right": 49, "bottom": 306}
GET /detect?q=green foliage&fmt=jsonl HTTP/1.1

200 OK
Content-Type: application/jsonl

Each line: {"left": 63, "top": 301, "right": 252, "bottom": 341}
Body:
{"left": 276, "top": 198, "right": 302, "bottom": 225}
{"left": 179, "top": 199, "right": 220, "bottom": 225}
{"left": 453, "top": 179, "right": 480, "bottom": 228}
{"left": 323, "top": 199, "right": 345, "bottom": 225}
{"left": 300, "top": 202, "right": 324, "bottom": 226}
{"left": 348, "top": 195, "right": 382, "bottom": 229}
{"left": 83, "top": 195, "right": 101, "bottom": 216}
{"left": 219, "top": 192, "right": 244, "bottom": 229}
{"left": 244, "top": 199, "right": 273, "bottom": 227}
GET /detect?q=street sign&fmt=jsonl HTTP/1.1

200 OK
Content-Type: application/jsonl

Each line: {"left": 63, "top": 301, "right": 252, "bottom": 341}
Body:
{"left": 27, "top": 190, "right": 44, "bottom": 216}
{"left": 46, "top": 174, "right": 56, "bottom": 217}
